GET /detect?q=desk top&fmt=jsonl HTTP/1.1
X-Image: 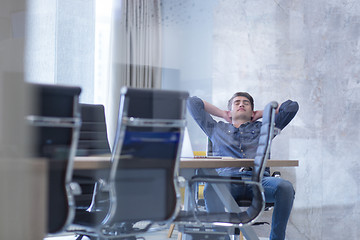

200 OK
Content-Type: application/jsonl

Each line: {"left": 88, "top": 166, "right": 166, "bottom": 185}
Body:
{"left": 74, "top": 156, "right": 298, "bottom": 170}
{"left": 180, "top": 157, "right": 298, "bottom": 168}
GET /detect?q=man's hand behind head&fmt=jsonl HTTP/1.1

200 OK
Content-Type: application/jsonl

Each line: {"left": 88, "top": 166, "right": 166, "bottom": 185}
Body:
{"left": 223, "top": 110, "right": 232, "bottom": 123}
{"left": 252, "top": 110, "right": 263, "bottom": 122}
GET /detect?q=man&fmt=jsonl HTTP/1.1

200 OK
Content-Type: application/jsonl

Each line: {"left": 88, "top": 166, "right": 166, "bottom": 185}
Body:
{"left": 187, "top": 92, "right": 299, "bottom": 240}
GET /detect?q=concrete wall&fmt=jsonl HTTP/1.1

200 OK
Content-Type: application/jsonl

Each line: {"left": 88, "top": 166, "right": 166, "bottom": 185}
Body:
{"left": 162, "top": 0, "right": 360, "bottom": 239}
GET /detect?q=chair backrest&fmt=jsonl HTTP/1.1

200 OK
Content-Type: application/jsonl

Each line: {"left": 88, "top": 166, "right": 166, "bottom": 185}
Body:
{"left": 252, "top": 101, "right": 278, "bottom": 182}
{"left": 246, "top": 101, "right": 278, "bottom": 222}
{"left": 72, "top": 104, "right": 111, "bottom": 209}
{"left": 76, "top": 104, "right": 111, "bottom": 156}
{"left": 27, "top": 83, "right": 81, "bottom": 234}
{"left": 103, "top": 87, "right": 189, "bottom": 227}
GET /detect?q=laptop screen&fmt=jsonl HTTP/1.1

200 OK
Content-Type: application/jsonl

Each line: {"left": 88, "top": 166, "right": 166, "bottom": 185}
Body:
{"left": 180, "top": 127, "right": 194, "bottom": 158}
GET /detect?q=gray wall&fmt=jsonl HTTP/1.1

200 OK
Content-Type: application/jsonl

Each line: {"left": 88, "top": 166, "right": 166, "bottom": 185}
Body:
{"left": 162, "top": 0, "right": 360, "bottom": 239}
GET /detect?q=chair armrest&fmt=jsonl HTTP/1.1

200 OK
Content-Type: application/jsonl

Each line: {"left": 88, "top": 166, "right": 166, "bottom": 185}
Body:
{"left": 177, "top": 176, "right": 186, "bottom": 188}
{"left": 69, "top": 182, "right": 82, "bottom": 195}
{"left": 86, "top": 178, "right": 109, "bottom": 212}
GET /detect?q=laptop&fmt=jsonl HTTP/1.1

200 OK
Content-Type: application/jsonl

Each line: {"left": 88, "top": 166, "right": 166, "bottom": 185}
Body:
{"left": 180, "top": 127, "right": 194, "bottom": 158}
{"left": 180, "top": 128, "right": 222, "bottom": 159}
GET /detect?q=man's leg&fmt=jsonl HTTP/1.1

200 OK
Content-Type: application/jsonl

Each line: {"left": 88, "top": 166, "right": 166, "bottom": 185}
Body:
{"left": 203, "top": 182, "right": 226, "bottom": 212}
{"left": 203, "top": 180, "right": 252, "bottom": 240}
{"left": 262, "top": 177, "right": 295, "bottom": 240}
{"left": 203, "top": 176, "right": 247, "bottom": 212}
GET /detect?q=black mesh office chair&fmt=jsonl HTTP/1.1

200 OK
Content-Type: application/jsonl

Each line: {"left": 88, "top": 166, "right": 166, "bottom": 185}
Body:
{"left": 76, "top": 104, "right": 111, "bottom": 156}
{"left": 27, "top": 83, "right": 82, "bottom": 234}
{"left": 71, "top": 87, "right": 189, "bottom": 240}
{"left": 174, "top": 101, "right": 278, "bottom": 240}
{"left": 73, "top": 104, "right": 111, "bottom": 210}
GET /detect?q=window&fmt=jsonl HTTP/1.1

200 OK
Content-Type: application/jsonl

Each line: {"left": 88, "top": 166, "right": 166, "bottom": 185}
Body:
{"left": 25, "top": 0, "right": 114, "bottom": 105}
{"left": 93, "top": 0, "right": 113, "bottom": 104}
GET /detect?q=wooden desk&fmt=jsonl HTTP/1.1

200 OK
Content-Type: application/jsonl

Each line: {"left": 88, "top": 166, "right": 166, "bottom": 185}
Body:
{"left": 74, "top": 156, "right": 298, "bottom": 170}
{"left": 74, "top": 156, "right": 111, "bottom": 170}
{"left": 180, "top": 157, "right": 298, "bottom": 168}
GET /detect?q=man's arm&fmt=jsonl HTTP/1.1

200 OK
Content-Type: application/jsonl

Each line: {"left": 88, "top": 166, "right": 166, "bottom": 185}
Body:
{"left": 275, "top": 100, "right": 299, "bottom": 130}
{"left": 187, "top": 96, "right": 218, "bottom": 137}
{"left": 252, "top": 103, "right": 282, "bottom": 122}
{"left": 252, "top": 100, "right": 299, "bottom": 130}
{"left": 202, "top": 100, "right": 232, "bottom": 123}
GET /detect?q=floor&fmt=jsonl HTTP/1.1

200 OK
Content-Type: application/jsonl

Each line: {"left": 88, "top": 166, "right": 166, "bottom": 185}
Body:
{"left": 44, "top": 226, "right": 271, "bottom": 240}
{"left": 44, "top": 203, "right": 275, "bottom": 240}
{"left": 45, "top": 209, "right": 274, "bottom": 240}
{"left": 44, "top": 227, "right": 179, "bottom": 240}
{"left": 45, "top": 210, "right": 274, "bottom": 240}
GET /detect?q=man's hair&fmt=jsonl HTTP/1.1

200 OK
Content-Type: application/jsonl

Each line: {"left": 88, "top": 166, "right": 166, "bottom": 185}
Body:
{"left": 227, "top": 92, "right": 254, "bottom": 110}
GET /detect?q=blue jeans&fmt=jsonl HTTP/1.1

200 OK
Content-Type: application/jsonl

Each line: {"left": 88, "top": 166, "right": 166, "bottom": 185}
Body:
{"left": 203, "top": 172, "right": 295, "bottom": 240}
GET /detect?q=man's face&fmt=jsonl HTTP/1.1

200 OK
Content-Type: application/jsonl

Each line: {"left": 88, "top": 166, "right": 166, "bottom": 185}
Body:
{"left": 230, "top": 96, "right": 254, "bottom": 121}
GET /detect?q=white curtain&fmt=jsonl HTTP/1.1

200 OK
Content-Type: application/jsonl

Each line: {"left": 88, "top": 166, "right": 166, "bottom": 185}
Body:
{"left": 106, "top": 0, "right": 162, "bottom": 147}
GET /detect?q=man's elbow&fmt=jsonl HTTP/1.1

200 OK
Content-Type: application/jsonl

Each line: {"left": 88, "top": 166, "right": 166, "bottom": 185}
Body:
{"left": 289, "top": 100, "right": 299, "bottom": 114}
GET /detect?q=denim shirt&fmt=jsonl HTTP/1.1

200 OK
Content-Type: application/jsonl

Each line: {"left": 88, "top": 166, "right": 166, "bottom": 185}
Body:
{"left": 187, "top": 96, "right": 299, "bottom": 175}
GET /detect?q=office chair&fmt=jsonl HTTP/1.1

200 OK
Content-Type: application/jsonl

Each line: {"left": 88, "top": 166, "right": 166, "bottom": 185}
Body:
{"left": 168, "top": 140, "right": 280, "bottom": 239}
{"left": 73, "top": 104, "right": 111, "bottom": 210}
{"left": 174, "top": 101, "right": 278, "bottom": 240}
{"left": 76, "top": 104, "right": 111, "bottom": 156}
{"left": 70, "top": 87, "right": 189, "bottom": 240}
{"left": 27, "top": 83, "right": 82, "bottom": 234}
